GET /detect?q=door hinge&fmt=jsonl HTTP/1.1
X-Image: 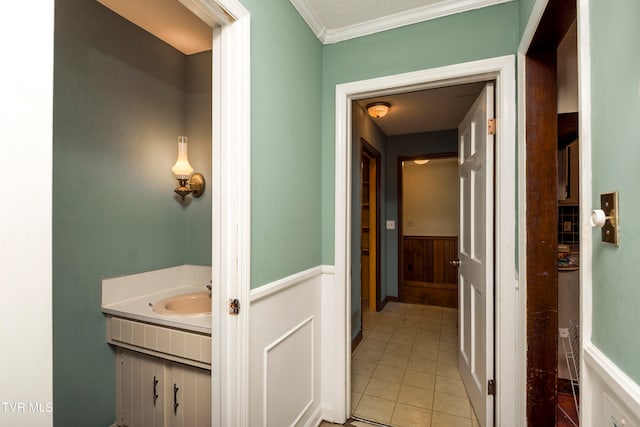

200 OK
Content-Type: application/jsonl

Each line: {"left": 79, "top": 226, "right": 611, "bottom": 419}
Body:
{"left": 488, "top": 379, "right": 496, "bottom": 395}
{"left": 488, "top": 118, "right": 496, "bottom": 135}
{"left": 228, "top": 298, "right": 240, "bottom": 315}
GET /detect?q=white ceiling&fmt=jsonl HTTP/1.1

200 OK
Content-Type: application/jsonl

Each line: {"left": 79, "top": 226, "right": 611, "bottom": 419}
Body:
{"left": 290, "top": 0, "right": 514, "bottom": 43}
{"left": 357, "top": 82, "right": 486, "bottom": 136}
{"left": 97, "top": 0, "right": 213, "bottom": 55}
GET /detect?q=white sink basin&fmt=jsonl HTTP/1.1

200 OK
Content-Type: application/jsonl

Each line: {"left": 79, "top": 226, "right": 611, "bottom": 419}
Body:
{"left": 152, "top": 291, "right": 211, "bottom": 316}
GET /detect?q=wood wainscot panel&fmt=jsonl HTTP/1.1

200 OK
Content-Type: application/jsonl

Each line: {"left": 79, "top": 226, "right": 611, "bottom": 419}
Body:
{"left": 401, "top": 236, "right": 458, "bottom": 308}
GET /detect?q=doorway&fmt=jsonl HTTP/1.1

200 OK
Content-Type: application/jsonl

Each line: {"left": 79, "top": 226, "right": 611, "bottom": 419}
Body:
{"left": 346, "top": 76, "right": 504, "bottom": 427}
{"left": 360, "top": 139, "right": 382, "bottom": 317}
{"left": 331, "top": 56, "right": 517, "bottom": 426}
{"left": 522, "top": 0, "right": 579, "bottom": 425}
{"left": 398, "top": 155, "right": 459, "bottom": 308}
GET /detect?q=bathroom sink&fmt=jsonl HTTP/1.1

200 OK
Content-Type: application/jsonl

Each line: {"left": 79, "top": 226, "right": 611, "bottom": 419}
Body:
{"left": 152, "top": 291, "right": 211, "bottom": 316}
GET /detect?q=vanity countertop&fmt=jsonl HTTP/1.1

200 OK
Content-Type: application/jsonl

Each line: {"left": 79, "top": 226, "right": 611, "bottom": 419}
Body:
{"left": 101, "top": 265, "right": 212, "bottom": 335}
{"left": 102, "top": 285, "right": 211, "bottom": 334}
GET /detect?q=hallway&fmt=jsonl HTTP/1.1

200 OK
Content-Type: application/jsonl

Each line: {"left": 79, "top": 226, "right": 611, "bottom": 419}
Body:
{"left": 350, "top": 302, "right": 478, "bottom": 427}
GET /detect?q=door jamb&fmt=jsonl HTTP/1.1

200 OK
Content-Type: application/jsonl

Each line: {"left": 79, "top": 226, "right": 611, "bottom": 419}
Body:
{"left": 360, "top": 138, "right": 382, "bottom": 312}
{"left": 181, "top": 1, "right": 251, "bottom": 426}
{"left": 332, "top": 55, "right": 518, "bottom": 425}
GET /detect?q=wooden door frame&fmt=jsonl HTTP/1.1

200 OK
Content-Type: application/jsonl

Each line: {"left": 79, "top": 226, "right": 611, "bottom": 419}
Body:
{"left": 520, "top": 0, "right": 577, "bottom": 424}
{"left": 397, "top": 152, "right": 458, "bottom": 303}
{"left": 360, "top": 138, "right": 382, "bottom": 312}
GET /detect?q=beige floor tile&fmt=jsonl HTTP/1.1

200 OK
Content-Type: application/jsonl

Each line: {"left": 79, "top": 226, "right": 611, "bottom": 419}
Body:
{"left": 354, "top": 349, "right": 384, "bottom": 363}
{"left": 396, "top": 384, "right": 434, "bottom": 409}
{"left": 368, "top": 329, "right": 393, "bottom": 342}
{"left": 402, "top": 370, "right": 436, "bottom": 390}
{"left": 352, "top": 391, "right": 363, "bottom": 409}
{"left": 385, "top": 302, "right": 405, "bottom": 312}
{"left": 391, "top": 402, "right": 432, "bottom": 427}
{"left": 411, "top": 343, "right": 439, "bottom": 361}
{"left": 436, "top": 362, "right": 462, "bottom": 379}
{"left": 433, "top": 392, "right": 471, "bottom": 418}
{"left": 364, "top": 377, "right": 401, "bottom": 401}
{"left": 372, "top": 364, "right": 405, "bottom": 383}
{"left": 379, "top": 352, "right": 410, "bottom": 369}
{"left": 418, "top": 319, "right": 442, "bottom": 333}
{"left": 352, "top": 359, "right": 377, "bottom": 378}
{"left": 438, "top": 340, "right": 458, "bottom": 354}
{"left": 359, "top": 338, "right": 389, "bottom": 353}
{"left": 385, "top": 342, "right": 413, "bottom": 357}
{"left": 435, "top": 375, "right": 467, "bottom": 398}
{"left": 437, "top": 350, "right": 458, "bottom": 365}
{"left": 354, "top": 395, "right": 395, "bottom": 424}
{"left": 415, "top": 329, "right": 440, "bottom": 342}
{"left": 352, "top": 421, "right": 381, "bottom": 427}
{"left": 352, "top": 373, "right": 371, "bottom": 393}
{"left": 439, "top": 330, "right": 457, "bottom": 343}
{"left": 390, "top": 332, "right": 415, "bottom": 346}
{"left": 407, "top": 356, "right": 437, "bottom": 374}
{"left": 431, "top": 411, "right": 472, "bottom": 427}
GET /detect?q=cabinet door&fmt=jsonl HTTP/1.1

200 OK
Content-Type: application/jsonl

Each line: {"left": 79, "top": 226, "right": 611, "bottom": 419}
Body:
{"left": 119, "top": 349, "right": 166, "bottom": 427}
{"left": 168, "top": 363, "right": 211, "bottom": 427}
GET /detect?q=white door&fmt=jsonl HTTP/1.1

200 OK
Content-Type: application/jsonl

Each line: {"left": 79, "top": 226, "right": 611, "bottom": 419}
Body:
{"left": 457, "top": 82, "right": 495, "bottom": 427}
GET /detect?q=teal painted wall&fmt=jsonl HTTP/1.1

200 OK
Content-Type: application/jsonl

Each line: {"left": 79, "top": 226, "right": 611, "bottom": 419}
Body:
{"left": 241, "top": 0, "right": 324, "bottom": 288}
{"left": 589, "top": 0, "right": 640, "bottom": 383}
{"left": 519, "top": 0, "right": 538, "bottom": 36}
{"left": 185, "top": 52, "right": 213, "bottom": 264}
{"left": 53, "top": 1, "right": 211, "bottom": 424}
{"left": 321, "top": 2, "right": 520, "bottom": 264}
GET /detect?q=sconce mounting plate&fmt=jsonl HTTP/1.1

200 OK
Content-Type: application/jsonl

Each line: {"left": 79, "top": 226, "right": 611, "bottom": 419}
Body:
{"left": 189, "top": 173, "right": 205, "bottom": 198}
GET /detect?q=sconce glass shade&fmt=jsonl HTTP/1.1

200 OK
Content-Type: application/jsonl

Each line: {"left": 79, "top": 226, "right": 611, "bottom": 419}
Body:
{"left": 366, "top": 102, "right": 390, "bottom": 119}
{"left": 414, "top": 159, "right": 430, "bottom": 165}
{"left": 171, "top": 136, "right": 194, "bottom": 179}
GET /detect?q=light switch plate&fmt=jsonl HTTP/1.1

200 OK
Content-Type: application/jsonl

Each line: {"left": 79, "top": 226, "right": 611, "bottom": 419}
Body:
{"left": 386, "top": 220, "right": 395, "bottom": 230}
{"left": 601, "top": 192, "right": 619, "bottom": 246}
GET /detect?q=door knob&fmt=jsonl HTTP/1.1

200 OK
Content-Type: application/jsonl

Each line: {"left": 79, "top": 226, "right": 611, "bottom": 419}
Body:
{"left": 449, "top": 259, "right": 461, "bottom": 267}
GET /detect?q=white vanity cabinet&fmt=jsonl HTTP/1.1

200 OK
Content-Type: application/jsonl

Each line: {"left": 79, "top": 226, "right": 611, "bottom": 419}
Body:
{"left": 116, "top": 348, "right": 211, "bottom": 427}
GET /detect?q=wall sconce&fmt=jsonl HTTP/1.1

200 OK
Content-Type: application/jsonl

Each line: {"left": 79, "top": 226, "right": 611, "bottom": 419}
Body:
{"left": 414, "top": 159, "right": 430, "bottom": 165}
{"left": 366, "top": 102, "right": 391, "bottom": 119}
{"left": 171, "top": 136, "right": 205, "bottom": 200}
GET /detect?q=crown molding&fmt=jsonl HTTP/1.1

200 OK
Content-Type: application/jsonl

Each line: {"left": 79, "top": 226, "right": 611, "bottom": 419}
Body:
{"left": 291, "top": 0, "right": 514, "bottom": 45}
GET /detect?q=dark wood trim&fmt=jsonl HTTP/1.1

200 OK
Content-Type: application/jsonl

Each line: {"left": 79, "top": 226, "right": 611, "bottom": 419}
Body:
{"left": 528, "top": 0, "right": 577, "bottom": 54}
{"left": 525, "top": 0, "right": 576, "bottom": 422}
{"left": 361, "top": 138, "right": 382, "bottom": 312}
{"left": 397, "top": 153, "right": 457, "bottom": 303}
{"left": 351, "top": 330, "right": 363, "bottom": 353}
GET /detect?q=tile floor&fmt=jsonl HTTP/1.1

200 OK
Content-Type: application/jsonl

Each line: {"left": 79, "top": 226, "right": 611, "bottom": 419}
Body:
{"left": 349, "top": 301, "right": 479, "bottom": 427}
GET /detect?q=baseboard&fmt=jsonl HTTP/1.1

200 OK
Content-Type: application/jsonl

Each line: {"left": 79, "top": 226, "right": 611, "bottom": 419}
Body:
{"left": 380, "top": 295, "right": 399, "bottom": 311}
{"left": 351, "top": 330, "right": 363, "bottom": 353}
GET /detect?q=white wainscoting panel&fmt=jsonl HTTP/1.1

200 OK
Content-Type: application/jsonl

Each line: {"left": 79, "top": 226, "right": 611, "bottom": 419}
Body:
{"left": 583, "top": 342, "right": 640, "bottom": 426}
{"left": 250, "top": 265, "right": 335, "bottom": 427}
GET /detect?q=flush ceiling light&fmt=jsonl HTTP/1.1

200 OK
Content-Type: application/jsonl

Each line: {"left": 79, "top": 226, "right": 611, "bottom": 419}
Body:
{"left": 414, "top": 159, "right": 430, "bottom": 165}
{"left": 366, "top": 102, "right": 391, "bottom": 119}
{"left": 171, "top": 135, "right": 205, "bottom": 200}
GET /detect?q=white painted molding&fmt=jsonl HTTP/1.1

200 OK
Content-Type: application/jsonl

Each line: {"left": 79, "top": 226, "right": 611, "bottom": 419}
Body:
{"left": 185, "top": 0, "right": 251, "bottom": 426}
{"left": 584, "top": 343, "right": 640, "bottom": 417}
{"left": 291, "top": 0, "right": 514, "bottom": 44}
{"left": 250, "top": 265, "right": 324, "bottom": 302}
{"left": 517, "top": 0, "right": 549, "bottom": 54}
{"left": 288, "top": 0, "right": 326, "bottom": 42}
{"left": 334, "top": 55, "right": 518, "bottom": 426}
{"left": 263, "top": 316, "right": 315, "bottom": 427}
